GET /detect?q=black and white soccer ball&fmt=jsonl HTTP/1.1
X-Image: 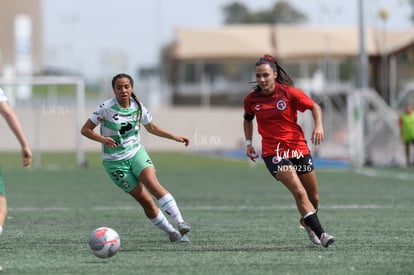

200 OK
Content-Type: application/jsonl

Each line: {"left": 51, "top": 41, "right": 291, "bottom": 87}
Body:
{"left": 88, "top": 227, "right": 121, "bottom": 258}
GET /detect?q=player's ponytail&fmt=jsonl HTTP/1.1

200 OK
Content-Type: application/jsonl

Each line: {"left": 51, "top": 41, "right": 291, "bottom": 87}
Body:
{"left": 131, "top": 92, "right": 143, "bottom": 129}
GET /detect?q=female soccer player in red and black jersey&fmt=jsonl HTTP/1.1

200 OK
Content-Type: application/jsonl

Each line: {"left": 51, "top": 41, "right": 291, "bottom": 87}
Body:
{"left": 243, "top": 54, "right": 335, "bottom": 248}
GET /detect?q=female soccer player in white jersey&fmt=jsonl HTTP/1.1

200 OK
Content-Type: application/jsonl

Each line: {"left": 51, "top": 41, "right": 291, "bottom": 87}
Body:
{"left": 81, "top": 73, "right": 190, "bottom": 242}
{"left": 0, "top": 88, "right": 32, "bottom": 244}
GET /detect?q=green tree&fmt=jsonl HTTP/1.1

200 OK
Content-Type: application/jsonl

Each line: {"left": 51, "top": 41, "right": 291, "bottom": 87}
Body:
{"left": 222, "top": 2, "right": 250, "bottom": 24}
{"left": 269, "top": 1, "right": 307, "bottom": 24}
{"left": 222, "top": 0, "right": 307, "bottom": 24}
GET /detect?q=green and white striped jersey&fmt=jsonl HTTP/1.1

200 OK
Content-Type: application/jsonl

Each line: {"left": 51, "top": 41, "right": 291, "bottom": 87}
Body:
{"left": 89, "top": 97, "right": 152, "bottom": 161}
{"left": 0, "top": 88, "right": 8, "bottom": 102}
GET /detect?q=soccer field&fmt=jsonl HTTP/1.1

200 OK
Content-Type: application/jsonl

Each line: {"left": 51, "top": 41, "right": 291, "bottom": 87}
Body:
{"left": 1, "top": 152, "right": 413, "bottom": 275}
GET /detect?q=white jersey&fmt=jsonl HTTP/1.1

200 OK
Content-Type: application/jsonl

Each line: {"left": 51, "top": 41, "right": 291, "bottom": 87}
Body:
{"left": 0, "top": 88, "right": 8, "bottom": 102}
{"left": 89, "top": 97, "right": 152, "bottom": 161}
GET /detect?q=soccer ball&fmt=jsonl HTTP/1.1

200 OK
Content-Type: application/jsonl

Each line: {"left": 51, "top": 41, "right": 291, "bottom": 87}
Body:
{"left": 88, "top": 227, "right": 121, "bottom": 258}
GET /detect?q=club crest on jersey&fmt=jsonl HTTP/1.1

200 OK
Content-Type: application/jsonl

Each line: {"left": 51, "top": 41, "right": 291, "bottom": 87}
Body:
{"left": 121, "top": 181, "right": 130, "bottom": 188}
{"left": 276, "top": 99, "right": 287, "bottom": 110}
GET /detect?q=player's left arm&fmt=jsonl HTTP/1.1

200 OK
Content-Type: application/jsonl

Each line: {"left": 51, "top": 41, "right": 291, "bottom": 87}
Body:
{"left": 143, "top": 121, "right": 189, "bottom": 146}
{"left": 310, "top": 103, "right": 324, "bottom": 146}
{"left": 292, "top": 88, "right": 324, "bottom": 146}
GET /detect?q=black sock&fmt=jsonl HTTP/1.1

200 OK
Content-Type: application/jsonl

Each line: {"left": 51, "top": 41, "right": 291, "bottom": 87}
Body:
{"left": 304, "top": 213, "right": 324, "bottom": 238}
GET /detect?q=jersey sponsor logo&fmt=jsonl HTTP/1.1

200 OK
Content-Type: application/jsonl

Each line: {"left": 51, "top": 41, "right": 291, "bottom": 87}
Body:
{"left": 276, "top": 99, "right": 287, "bottom": 111}
{"left": 118, "top": 112, "right": 138, "bottom": 122}
{"left": 119, "top": 122, "right": 132, "bottom": 134}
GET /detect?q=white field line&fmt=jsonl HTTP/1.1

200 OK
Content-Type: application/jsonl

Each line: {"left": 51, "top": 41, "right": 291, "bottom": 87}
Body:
{"left": 8, "top": 204, "right": 407, "bottom": 212}
{"left": 354, "top": 168, "right": 414, "bottom": 181}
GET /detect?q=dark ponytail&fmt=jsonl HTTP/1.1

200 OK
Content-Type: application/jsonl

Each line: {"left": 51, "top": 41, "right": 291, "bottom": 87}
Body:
{"left": 131, "top": 92, "right": 142, "bottom": 128}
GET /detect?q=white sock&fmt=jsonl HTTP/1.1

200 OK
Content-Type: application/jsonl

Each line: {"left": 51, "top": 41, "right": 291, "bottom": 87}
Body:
{"left": 158, "top": 193, "right": 184, "bottom": 224}
{"left": 0, "top": 225, "right": 3, "bottom": 235}
{"left": 150, "top": 209, "right": 175, "bottom": 233}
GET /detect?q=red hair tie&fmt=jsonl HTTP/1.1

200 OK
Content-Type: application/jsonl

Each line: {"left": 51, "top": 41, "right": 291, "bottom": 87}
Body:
{"left": 263, "top": 54, "right": 276, "bottom": 63}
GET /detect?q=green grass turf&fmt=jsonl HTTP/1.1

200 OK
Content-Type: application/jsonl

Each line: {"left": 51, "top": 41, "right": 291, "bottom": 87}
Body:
{"left": 0, "top": 152, "right": 413, "bottom": 274}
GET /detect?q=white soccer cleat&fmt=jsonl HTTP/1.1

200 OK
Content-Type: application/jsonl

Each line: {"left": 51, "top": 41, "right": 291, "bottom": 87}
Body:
{"left": 306, "top": 227, "right": 322, "bottom": 245}
{"left": 168, "top": 230, "right": 190, "bottom": 242}
{"left": 168, "top": 230, "right": 182, "bottom": 242}
{"left": 300, "top": 219, "right": 321, "bottom": 245}
{"left": 179, "top": 234, "right": 190, "bottom": 242}
{"left": 178, "top": 221, "right": 191, "bottom": 235}
{"left": 320, "top": 232, "right": 335, "bottom": 248}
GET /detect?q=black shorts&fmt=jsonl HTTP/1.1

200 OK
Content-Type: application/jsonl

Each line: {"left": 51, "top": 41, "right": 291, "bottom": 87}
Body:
{"left": 263, "top": 154, "right": 315, "bottom": 177}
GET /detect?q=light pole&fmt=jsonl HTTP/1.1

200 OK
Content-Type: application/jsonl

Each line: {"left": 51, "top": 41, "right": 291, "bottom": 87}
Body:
{"left": 61, "top": 13, "right": 79, "bottom": 74}
{"left": 352, "top": 0, "right": 369, "bottom": 167}
{"left": 378, "top": 7, "right": 389, "bottom": 102}
{"left": 357, "top": 0, "right": 369, "bottom": 89}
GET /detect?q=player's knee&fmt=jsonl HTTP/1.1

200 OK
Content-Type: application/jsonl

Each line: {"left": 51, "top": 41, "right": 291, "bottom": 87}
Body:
{"left": 292, "top": 188, "right": 308, "bottom": 202}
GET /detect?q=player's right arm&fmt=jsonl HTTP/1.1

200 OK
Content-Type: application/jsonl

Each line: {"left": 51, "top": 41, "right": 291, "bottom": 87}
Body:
{"left": 243, "top": 94, "right": 258, "bottom": 161}
{"left": 0, "top": 101, "right": 32, "bottom": 167}
{"left": 243, "top": 118, "right": 258, "bottom": 161}
{"left": 80, "top": 119, "right": 117, "bottom": 148}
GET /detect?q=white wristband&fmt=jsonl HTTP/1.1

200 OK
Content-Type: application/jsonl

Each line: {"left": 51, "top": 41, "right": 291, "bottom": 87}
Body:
{"left": 245, "top": 140, "right": 252, "bottom": 146}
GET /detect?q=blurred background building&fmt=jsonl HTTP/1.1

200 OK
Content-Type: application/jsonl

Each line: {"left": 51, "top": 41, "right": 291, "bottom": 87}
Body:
{"left": 0, "top": 0, "right": 43, "bottom": 75}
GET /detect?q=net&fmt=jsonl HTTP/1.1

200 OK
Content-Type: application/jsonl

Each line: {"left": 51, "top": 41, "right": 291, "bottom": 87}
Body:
{"left": 0, "top": 76, "right": 86, "bottom": 167}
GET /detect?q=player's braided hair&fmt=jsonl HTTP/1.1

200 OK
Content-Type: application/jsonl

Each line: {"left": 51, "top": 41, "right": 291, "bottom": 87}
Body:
{"left": 111, "top": 73, "right": 143, "bottom": 128}
{"left": 131, "top": 92, "right": 143, "bottom": 129}
{"left": 253, "top": 54, "right": 294, "bottom": 90}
